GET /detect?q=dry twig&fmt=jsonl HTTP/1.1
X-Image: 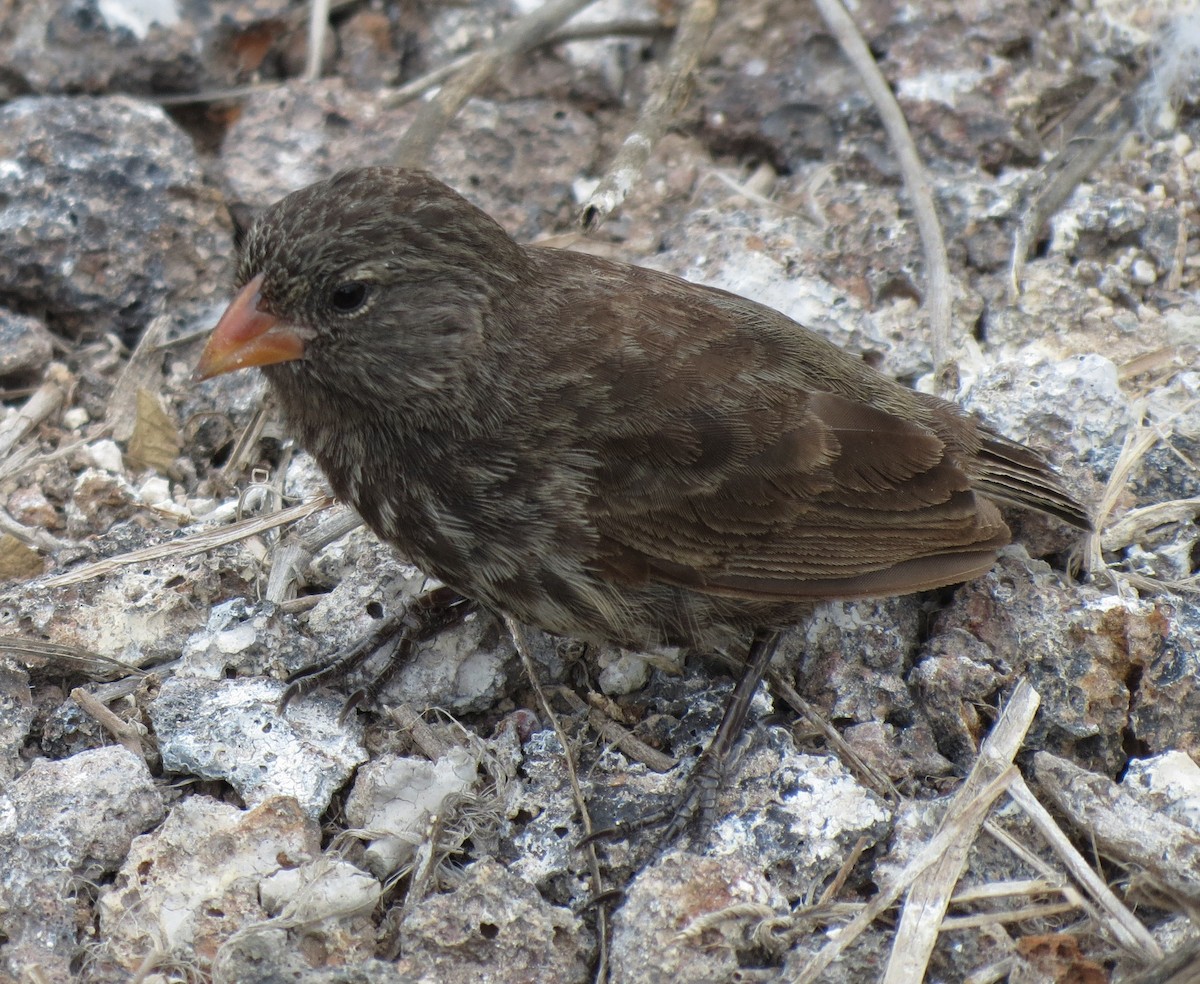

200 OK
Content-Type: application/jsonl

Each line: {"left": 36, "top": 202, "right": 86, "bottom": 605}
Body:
{"left": 881, "top": 679, "right": 1041, "bottom": 984}
{"left": 580, "top": 0, "right": 718, "bottom": 227}
{"left": 265, "top": 506, "right": 362, "bottom": 603}
{"left": 1008, "top": 84, "right": 1138, "bottom": 301}
{"left": 1004, "top": 775, "right": 1163, "bottom": 960}
{"left": 0, "top": 636, "right": 144, "bottom": 678}
{"left": 555, "top": 685, "right": 677, "bottom": 773}
{"left": 304, "top": 0, "right": 331, "bottom": 80}
{"left": 809, "top": 0, "right": 953, "bottom": 383}
{"left": 0, "top": 364, "right": 71, "bottom": 461}
{"left": 38, "top": 495, "right": 334, "bottom": 590}
{"left": 504, "top": 616, "right": 610, "bottom": 983}
{"left": 381, "top": 18, "right": 666, "bottom": 109}
{"left": 788, "top": 767, "right": 1018, "bottom": 984}
{"left": 70, "top": 686, "right": 148, "bottom": 763}
{"left": 768, "top": 668, "right": 899, "bottom": 801}
{"left": 395, "top": 0, "right": 600, "bottom": 169}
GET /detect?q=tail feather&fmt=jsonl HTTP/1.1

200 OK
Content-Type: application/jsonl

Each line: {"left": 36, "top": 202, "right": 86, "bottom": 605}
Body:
{"left": 973, "top": 433, "right": 1092, "bottom": 531}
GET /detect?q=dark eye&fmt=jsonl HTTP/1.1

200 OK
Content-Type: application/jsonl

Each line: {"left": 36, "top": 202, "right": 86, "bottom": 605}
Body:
{"left": 329, "top": 281, "right": 369, "bottom": 313}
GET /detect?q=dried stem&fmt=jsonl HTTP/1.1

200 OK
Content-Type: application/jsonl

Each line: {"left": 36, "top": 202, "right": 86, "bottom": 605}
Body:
{"left": 881, "top": 679, "right": 1040, "bottom": 984}
{"left": 580, "top": 0, "right": 718, "bottom": 227}
{"left": 504, "top": 616, "right": 610, "bottom": 984}
{"left": 38, "top": 495, "right": 333, "bottom": 590}
{"left": 395, "top": 0, "right": 600, "bottom": 169}
{"left": 810, "top": 0, "right": 953, "bottom": 384}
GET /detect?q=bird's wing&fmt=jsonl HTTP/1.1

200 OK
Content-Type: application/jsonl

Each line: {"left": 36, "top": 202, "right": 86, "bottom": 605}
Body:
{"left": 534, "top": 258, "right": 1014, "bottom": 601}
{"left": 591, "top": 386, "right": 1010, "bottom": 601}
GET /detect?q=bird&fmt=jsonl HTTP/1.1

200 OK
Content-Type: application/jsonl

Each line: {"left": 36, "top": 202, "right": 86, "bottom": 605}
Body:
{"left": 196, "top": 165, "right": 1090, "bottom": 838}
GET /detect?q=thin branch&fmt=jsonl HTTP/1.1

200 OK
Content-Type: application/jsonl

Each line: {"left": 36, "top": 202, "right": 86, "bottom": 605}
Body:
{"left": 767, "top": 667, "right": 899, "bottom": 801}
{"left": 504, "top": 616, "right": 610, "bottom": 984}
{"left": 809, "top": 0, "right": 953, "bottom": 383}
{"left": 555, "top": 685, "right": 676, "bottom": 772}
{"left": 0, "top": 364, "right": 70, "bottom": 461}
{"left": 1007, "top": 772, "right": 1163, "bottom": 960}
{"left": 37, "top": 495, "right": 334, "bottom": 590}
{"left": 71, "top": 686, "right": 149, "bottom": 763}
{"left": 394, "top": 0, "right": 601, "bottom": 169}
{"left": 1008, "top": 86, "right": 1138, "bottom": 301}
{"left": 382, "top": 18, "right": 666, "bottom": 110}
{"left": 579, "top": 0, "right": 718, "bottom": 227}
{"left": 0, "top": 636, "right": 145, "bottom": 678}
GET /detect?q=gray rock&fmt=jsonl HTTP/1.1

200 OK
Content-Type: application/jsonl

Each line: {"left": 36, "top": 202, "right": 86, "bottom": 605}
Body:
{"left": 0, "top": 310, "right": 55, "bottom": 378}
{"left": 0, "top": 95, "right": 231, "bottom": 341}
{"left": 0, "top": 746, "right": 163, "bottom": 981}
{"left": 0, "top": 0, "right": 298, "bottom": 97}
{"left": 150, "top": 674, "right": 367, "bottom": 817}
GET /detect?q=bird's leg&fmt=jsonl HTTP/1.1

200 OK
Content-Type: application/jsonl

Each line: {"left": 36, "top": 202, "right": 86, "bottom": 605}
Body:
{"left": 659, "top": 626, "right": 782, "bottom": 843}
{"left": 278, "top": 585, "right": 474, "bottom": 716}
{"left": 583, "top": 627, "right": 782, "bottom": 851}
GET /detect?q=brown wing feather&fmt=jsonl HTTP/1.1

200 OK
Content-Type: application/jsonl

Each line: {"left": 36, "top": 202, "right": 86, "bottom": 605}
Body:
{"left": 593, "top": 388, "right": 1010, "bottom": 600}
{"left": 522, "top": 248, "right": 1084, "bottom": 608}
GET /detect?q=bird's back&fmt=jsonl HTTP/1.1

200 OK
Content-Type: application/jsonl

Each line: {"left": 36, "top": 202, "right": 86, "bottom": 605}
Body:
{"left": 468, "top": 245, "right": 1089, "bottom": 646}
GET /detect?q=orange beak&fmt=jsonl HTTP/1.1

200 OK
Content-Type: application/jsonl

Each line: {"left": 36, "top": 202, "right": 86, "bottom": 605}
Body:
{"left": 194, "top": 274, "right": 307, "bottom": 380}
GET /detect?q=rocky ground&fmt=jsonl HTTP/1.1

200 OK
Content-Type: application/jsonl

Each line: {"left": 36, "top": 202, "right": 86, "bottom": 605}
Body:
{"left": 2, "top": 0, "right": 1200, "bottom": 981}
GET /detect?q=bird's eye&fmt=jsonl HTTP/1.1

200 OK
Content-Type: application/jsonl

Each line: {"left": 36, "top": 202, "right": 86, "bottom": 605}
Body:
{"left": 329, "top": 281, "right": 369, "bottom": 313}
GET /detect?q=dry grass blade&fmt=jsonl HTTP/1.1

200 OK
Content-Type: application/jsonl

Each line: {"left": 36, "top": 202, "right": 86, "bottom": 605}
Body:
{"left": 1007, "top": 84, "right": 1138, "bottom": 301}
{"left": 787, "top": 766, "right": 1018, "bottom": 984}
{"left": 37, "top": 495, "right": 334, "bottom": 589}
{"left": 949, "top": 877, "right": 1072, "bottom": 904}
{"left": 70, "top": 686, "right": 148, "bottom": 762}
{"left": 768, "top": 668, "right": 899, "bottom": 801}
{"left": 881, "top": 679, "right": 1041, "bottom": 984}
{"left": 938, "top": 901, "right": 1080, "bottom": 931}
{"left": 1086, "top": 419, "right": 1162, "bottom": 580}
{"left": 381, "top": 18, "right": 667, "bottom": 110}
{"left": 1006, "top": 772, "right": 1163, "bottom": 960}
{"left": 817, "top": 834, "right": 871, "bottom": 906}
{"left": 809, "top": 0, "right": 952, "bottom": 384}
{"left": 221, "top": 397, "right": 274, "bottom": 479}
{"left": 304, "top": 0, "right": 331, "bottom": 79}
{"left": 0, "top": 364, "right": 71, "bottom": 461}
{"left": 545, "top": 683, "right": 679, "bottom": 774}
{"left": 580, "top": 0, "right": 718, "bottom": 228}
{"left": 0, "top": 636, "right": 145, "bottom": 678}
{"left": 504, "top": 616, "right": 610, "bottom": 983}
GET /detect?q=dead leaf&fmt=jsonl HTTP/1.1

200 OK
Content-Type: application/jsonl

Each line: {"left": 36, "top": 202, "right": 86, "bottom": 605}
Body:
{"left": 126, "top": 388, "right": 182, "bottom": 474}
{"left": 0, "top": 534, "right": 45, "bottom": 580}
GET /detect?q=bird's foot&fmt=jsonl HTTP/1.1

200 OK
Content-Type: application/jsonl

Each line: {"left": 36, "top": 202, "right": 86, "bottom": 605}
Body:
{"left": 583, "top": 628, "right": 782, "bottom": 853}
{"left": 658, "top": 745, "right": 727, "bottom": 844}
{"left": 279, "top": 585, "right": 474, "bottom": 718}
{"left": 582, "top": 736, "right": 743, "bottom": 853}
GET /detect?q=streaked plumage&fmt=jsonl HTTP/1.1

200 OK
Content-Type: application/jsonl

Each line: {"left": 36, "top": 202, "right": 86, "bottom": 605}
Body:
{"left": 198, "top": 167, "right": 1088, "bottom": 661}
